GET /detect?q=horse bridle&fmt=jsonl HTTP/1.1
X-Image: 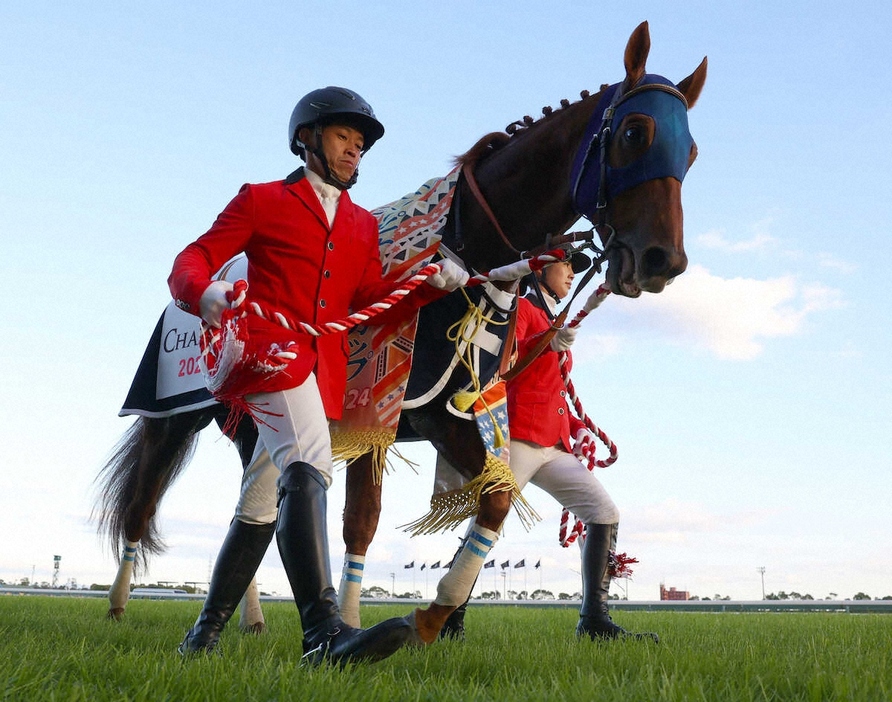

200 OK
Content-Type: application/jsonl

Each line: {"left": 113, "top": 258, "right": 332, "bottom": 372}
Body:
{"left": 571, "top": 74, "right": 693, "bottom": 241}
{"left": 461, "top": 159, "right": 607, "bottom": 267}
{"left": 463, "top": 74, "right": 691, "bottom": 285}
{"left": 464, "top": 75, "right": 693, "bottom": 378}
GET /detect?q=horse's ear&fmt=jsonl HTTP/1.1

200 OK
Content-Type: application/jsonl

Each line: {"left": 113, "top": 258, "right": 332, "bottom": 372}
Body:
{"left": 677, "top": 57, "right": 708, "bottom": 109}
{"left": 623, "top": 21, "right": 650, "bottom": 90}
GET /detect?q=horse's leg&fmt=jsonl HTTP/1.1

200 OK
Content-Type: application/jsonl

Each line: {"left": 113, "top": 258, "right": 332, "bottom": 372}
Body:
{"left": 337, "top": 452, "right": 383, "bottom": 627}
{"left": 404, "top": 407, "right": 514, "bottom": 643}
{"left": 107, "top": 541, "right": 138, "bottom": 620}
{"left": 238, "top": 578, "right": 265, "bottom": 634}
{"left": 99, "top": 412, "right": 211, "bottom": 620}
{"left": 410, "top": 490, "right": 512, "bottom": 643}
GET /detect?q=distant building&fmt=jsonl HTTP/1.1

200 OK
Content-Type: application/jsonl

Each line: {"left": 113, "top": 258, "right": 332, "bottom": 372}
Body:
{"left": 660, "top": 583, "right": 689, "bottom": 601}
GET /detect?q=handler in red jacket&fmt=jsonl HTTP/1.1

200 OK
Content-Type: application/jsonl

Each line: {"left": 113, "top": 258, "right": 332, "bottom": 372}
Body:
{"left": 506, "top": 259, "right": 656, "bottom": 641}
{"left": 168, "top": 87, "right": 466, "bottom": 665}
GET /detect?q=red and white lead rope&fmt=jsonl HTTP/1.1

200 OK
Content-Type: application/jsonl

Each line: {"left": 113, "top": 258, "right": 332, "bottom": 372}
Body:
{"left": 556, "top": 282, "right": 618, "bottom": 548}
{"left": 201, "top": 252, "right": 567, "bottom": 394}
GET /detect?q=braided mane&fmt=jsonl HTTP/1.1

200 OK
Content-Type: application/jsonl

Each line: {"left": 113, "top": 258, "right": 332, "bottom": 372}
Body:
{"left": 455, "top": 87, "right": 602, "bottom": 170}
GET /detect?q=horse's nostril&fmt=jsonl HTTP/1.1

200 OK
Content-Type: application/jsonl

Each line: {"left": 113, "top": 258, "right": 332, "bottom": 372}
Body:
{"left": 642, "top": 247, "right": 669, "bottom": 277}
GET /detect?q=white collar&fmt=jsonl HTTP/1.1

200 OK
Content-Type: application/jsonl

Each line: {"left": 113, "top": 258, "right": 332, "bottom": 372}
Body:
{"left": 525, "top": 291, "right": 558, "bottom": 314}
{"left": 304, "top": 167, "right": 342, "bottom": 202}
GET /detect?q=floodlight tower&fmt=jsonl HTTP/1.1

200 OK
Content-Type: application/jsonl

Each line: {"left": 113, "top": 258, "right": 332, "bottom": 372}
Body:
{"left": 52, "top": 555, "right": 61, "bottom": 588}
{"left": 757, "top": 566, "right": 766, "bottom": 599}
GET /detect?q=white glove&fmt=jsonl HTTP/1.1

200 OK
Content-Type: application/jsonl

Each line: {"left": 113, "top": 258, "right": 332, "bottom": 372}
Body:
{"left": 583, "top": 287, "right": 608, "bottom": 313}
{"left": 427, "top": 258, "right": 469, "bottom": 292}
{"left": 199, "top": 280, "right": 239, "bottom": 328}
{"left": 573, "top": 428, "right": 595, "bottom": 463}
{"left": 550, "top": 324, "right": 578, "bottom": 352}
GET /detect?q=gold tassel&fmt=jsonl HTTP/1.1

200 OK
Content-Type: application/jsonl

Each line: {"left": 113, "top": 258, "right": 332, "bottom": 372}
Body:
{"left": 401, "top": 453, "right": 540, "bottom": 536}
{"left": 492, "top": 422, "right": 506, "bottom": 450}
{"left": 451, "top": 391, "right": 480, "bottom": 413}
{"left": 331, "top": 430, "right": 396, "bottom": 485}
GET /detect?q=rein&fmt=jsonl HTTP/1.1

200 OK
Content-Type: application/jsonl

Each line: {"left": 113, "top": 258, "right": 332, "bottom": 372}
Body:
{"left": 461, "top": 162, "right": 610, "bottom": 262}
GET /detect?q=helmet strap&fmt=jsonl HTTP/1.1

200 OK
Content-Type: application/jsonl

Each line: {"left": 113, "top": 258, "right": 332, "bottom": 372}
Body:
{"left": 308, "top": 124, "right": 358, "bottom": 190}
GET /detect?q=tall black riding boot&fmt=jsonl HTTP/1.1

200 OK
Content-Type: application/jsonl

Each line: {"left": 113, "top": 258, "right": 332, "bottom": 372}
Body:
{"left": 178, "top": 518, "right": 276, "bottom": 654}
{"left": 276, "top": 461, "right": 412, "bottom": 666}
{"left": 576, "top": 523, "right": 659, "bottom": 642}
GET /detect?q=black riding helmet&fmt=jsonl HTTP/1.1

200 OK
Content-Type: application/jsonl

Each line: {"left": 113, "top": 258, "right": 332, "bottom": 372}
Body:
{"left": 288, "top": 86, "right": 384, "bottom": 189}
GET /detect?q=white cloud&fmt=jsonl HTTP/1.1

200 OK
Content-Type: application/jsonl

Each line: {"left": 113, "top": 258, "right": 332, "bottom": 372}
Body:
{"left": 817, "top": 253, "right": 858, "bottom": 274}
{"left": 610, "top": 265, "right": 845, "bottom": 360}
{"left": 697, "top": 222, "right": 777, "bottom": 253}
{"left": 696, "top": 220, "right": 857, "bottom": 276}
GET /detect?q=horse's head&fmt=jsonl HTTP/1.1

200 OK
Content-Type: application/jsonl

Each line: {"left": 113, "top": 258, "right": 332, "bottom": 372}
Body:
{"left": 451, "top": 22, "right": 706, "bottom": 296}
{"left": 576, "top": 21, "right": 707, "bottom": 296}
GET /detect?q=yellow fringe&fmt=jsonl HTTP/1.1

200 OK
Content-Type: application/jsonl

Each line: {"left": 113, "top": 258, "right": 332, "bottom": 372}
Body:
{"left": 401, "top": 453, "right": 540, "bottom": 536}
{"left": 331, "top": 430, "right": 395, "bottom": 485}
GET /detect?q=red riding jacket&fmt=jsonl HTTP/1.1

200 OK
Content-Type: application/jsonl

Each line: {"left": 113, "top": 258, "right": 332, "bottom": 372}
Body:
{"left": 168, "top": 168, "right": 436, "bottom": 419}
{"left": 507, "top": 296, "right": 585, "bottom": 451}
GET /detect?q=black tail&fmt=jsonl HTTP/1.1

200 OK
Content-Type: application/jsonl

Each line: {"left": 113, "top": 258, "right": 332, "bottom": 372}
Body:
{"left": 92, "top": 410, "right": 215, "bottom": 573}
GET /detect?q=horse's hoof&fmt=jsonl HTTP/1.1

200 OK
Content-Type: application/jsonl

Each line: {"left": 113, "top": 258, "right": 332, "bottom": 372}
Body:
{"left": 403, "top": 611, "right": 429, "bottom": 648}
{"left": 438, "top": 609, "right": 466, "bottom": 641}
{"left": 240, "top": 622, "right": 266, "bottom": 635}
{"left": 107, "top": 608, "right": 125, "bottom": 621}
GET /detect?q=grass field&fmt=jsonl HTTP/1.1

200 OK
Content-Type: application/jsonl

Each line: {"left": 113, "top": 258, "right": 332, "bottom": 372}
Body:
{"left": 1, "top": 596, "right": 889, "bottom": 701}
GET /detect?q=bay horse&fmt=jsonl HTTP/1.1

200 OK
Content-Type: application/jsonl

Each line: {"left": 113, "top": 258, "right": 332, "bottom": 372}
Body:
{"left": 342, "top": 21, "right": 706, "bottom": 642}
{"left": 95, "top": 21, "right": 706, "bottom": 644}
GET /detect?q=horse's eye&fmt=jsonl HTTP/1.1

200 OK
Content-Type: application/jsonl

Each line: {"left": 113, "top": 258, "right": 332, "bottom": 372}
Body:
{"left": 624, "top": 126, "right": 644, "bottom": 146}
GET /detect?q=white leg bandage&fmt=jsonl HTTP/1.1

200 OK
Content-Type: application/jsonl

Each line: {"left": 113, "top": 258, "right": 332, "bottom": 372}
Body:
{"left": 433, "top": 522, "right": 499, "bottom": 607}
{"left": 108, "top": 540, "right": 138, "bottom": 611}
{"left": 337, "top": 553, "right": 365, "bottom": 628}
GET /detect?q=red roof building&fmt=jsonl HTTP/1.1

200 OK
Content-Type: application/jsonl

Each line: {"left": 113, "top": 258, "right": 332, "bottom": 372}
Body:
{"left": 660, "top": 583, "right": 690, "bottom": 601}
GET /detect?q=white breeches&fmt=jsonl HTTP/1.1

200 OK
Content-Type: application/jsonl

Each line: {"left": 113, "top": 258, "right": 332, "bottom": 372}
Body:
{"left": 234, "top": 373, "right": 332, "bottom": 524}
{"left": 509, "top": 440, "right": 618, "bottom": 524}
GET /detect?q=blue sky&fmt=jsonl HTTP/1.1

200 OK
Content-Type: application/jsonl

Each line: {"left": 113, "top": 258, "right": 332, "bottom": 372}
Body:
{"left": 2, "top": 2, "right": 890, "bottom": 602}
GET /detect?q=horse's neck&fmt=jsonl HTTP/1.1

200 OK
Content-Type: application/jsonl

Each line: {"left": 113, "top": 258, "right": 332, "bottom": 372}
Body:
{"left": 459, "top": 94, "right": 601, "bottom": 270}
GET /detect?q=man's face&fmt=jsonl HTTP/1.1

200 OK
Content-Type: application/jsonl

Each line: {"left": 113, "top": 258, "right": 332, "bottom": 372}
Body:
{"left": 303, "top": 123, "right": 364, "bottom": 183}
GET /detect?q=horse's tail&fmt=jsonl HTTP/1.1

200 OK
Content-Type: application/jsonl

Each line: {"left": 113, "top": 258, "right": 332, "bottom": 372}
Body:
{"left": 93, "top": 412, "right": 207, "bottom": 573}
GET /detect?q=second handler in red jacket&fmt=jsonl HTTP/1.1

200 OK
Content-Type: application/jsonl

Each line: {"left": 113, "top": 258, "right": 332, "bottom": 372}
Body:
{"left": 508, "top": 259, "right": 656, "bottom": 641}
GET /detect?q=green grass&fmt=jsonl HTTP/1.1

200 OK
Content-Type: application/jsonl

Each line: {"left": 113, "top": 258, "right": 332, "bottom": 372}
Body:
{"left": 1, "top": 596, "right": 890, "bottom": 701}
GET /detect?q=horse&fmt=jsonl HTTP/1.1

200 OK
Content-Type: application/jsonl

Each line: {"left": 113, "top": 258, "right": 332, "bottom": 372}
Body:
{"left": 339, "top": 21, "right": 706, "bottom": 642}
{"left": 94, "top": 21, "right": 706, "bottom": 644}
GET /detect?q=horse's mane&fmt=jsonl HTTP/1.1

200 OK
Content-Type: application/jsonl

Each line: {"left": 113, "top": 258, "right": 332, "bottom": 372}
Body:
{"left": 454, "top": 87, "right": 603, "bottom": 170}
